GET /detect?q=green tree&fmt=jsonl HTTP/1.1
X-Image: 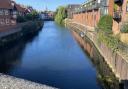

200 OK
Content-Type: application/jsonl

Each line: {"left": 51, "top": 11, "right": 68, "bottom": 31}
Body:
{"left": 55, "top": 6, "right": 67, "bottom": 24}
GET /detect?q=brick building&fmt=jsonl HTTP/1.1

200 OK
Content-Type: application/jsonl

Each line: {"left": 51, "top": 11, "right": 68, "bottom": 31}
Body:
{"left": 112, "top": 0, "right": 128, "bottom": 34}
{"left": 67, "top": 4, "right": 81, "bottom": 19}
{"left": 0, "top": 0, "right": 16, "bottom": 26}
{"left": 70, "top": 0, "right": 114, "bottom": 28}
{"left": 0, "top": 0, "right": 28, "bottom": 27}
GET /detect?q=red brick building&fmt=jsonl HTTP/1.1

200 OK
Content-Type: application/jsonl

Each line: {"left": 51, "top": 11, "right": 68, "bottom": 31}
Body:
{"left": 70, "top": 0, "right": 114, "bottom": 29}
{"left": 0, "top": 0, "right": 16, "bottom": 26}
{"left": 112, "top": 0, "right": 128, "bottom": 34}
{"left": 0, "top": 0, "right": 27, "bottom": 27}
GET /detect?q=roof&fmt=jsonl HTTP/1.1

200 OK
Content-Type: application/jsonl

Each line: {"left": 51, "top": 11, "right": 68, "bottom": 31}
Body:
{"left": 0, "top": 0, "right": 13, "bottom": 9}
{"left": 15, "top": 4, "right": 26, "bottom": 12}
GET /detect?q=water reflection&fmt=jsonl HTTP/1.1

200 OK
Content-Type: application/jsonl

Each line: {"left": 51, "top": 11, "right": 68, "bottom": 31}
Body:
{"left": 0, "top": 31, "right": 40, "bottom": 73}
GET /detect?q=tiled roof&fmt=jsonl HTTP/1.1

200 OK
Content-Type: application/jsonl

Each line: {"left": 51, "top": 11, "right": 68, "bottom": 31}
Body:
{"left": 0, "top": 0, "right": 13, "bottom": 9}
{"left": 15, "top": 4, "right": 26, "bottom": 12}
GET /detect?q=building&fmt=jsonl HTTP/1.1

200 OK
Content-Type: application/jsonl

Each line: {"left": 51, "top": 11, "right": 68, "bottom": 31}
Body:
{"left": 0, "top": 0, "right": 30, "bottom": 27}
{"left": 72, "top": 0, "right": 101, "bottom": 27}
{"left": 0, "top": 0, "right": 16, "bottom": 26}
{"left": 112, "top": 0, "right": 128, "bottom": 34}
{"left": 70, "top": 0, "right": 114, "bottom": 28}
{"left": 67, "top": 4, "right": 81, "bottom": 19}
{"left": 15, "top": 4, "right": 26, "bottom": 16}
{"left": 40, "top": 11, "right": 54, "bottom": 21}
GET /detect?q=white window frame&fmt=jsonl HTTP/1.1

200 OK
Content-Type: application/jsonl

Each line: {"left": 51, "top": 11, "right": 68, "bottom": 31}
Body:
{"left": 4, "top": 10, "right": 9, "bottom": 15}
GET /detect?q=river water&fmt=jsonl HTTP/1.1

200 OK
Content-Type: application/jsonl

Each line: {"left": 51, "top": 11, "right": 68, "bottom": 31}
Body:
{"left": 0, "top": 21, "right": 101, "bottom": 89}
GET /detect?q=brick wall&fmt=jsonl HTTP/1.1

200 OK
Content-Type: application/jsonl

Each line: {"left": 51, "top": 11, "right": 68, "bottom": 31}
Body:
{"left": 108, "top": 0, "right": 114, "bottom": 16}
{"left": 72, "top": 9, "right": 100, "bottom": 28}
{"left": 122, "top": 0, "right": 128, "bottom": 22}
{"left": 112, "top": 0, "right": 128, "bottom": 34}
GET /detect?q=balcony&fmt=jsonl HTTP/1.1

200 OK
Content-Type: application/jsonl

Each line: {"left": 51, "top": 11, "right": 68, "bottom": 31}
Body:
{"left": 114, "top": 0, "right": 123, "bottom": 4}
{"left": 113, "top": 10, "right": 122, "bottom": 21}
{"left": 84, "top": 0, "right": 100, "bottom": 11}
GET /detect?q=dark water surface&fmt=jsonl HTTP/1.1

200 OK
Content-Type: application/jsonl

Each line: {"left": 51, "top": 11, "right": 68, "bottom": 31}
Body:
{"left": 0, "top": 21, "right": 101, "bottom": 89}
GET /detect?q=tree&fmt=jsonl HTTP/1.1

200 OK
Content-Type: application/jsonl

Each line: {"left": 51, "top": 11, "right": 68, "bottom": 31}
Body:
{"left": 55, "top": 6, "right": 67, "bottom": 24}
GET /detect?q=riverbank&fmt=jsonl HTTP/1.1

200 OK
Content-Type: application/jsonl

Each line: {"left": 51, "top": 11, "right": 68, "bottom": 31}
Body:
{"left": 0, "top": 74, "right": 57, "bottom": 89}
{"left": 0, "top": 20, "right": 43, "bottom": 48}
{"left": 65, "top": 19, "right": 128, "bottom": 89}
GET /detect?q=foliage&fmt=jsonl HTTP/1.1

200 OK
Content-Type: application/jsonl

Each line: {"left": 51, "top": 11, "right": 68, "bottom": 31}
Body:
{"left": 121, "top": 23, "right": 128, "bottom": 33}
{"left": 114, "top": 4, "right": 118, "bottom": 11}
{"left": 25, "top": 14, "right": 33, "bottom": 21}
{"left": 97, "top": 15, "right": 113, "bottom": 34}
{"left": 17, "top": 10, "right": 40, "bottom": 23}
{"left": 31, "top": 10, "right": 39, "bottom": 20}
{"left": 98, "top": 32, "right": 119, "bottom": 51}
{"left": 21, "top": 21, "right": 42, "bottom": 35}
{"left": 17, "top": 15, "right": 26, "bottom": 23}
{"left": 55, "top": 6, "right": 67, "bottom": 24}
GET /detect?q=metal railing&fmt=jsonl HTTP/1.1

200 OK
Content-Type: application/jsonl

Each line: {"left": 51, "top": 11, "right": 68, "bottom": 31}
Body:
{"left": 114, "top": 0, "right": 123, "bottom": 3}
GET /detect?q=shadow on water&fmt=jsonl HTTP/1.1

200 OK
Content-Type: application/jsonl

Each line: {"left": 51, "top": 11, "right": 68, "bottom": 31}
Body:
{"left": 0, "top": 30, "right": 41, "bottom": 73}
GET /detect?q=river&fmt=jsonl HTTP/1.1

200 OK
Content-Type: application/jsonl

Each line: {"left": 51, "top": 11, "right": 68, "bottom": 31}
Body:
{"left": 0, "top": 21, "right": 101, "bottom": 89}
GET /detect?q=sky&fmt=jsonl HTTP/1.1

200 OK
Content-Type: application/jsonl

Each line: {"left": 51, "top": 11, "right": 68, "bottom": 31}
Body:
{"left": 16, "top": 0, "right": 85, "bottom": 11}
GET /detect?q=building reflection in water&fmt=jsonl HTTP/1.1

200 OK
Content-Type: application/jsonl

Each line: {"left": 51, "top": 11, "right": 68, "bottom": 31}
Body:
{"left": 0, "top": 31, "right": 40, "bottom": 73}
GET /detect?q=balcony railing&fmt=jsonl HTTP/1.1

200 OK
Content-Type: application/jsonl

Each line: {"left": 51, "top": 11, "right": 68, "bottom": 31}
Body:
{"left": 113, "top": 10, "right": 122, "bottom": 21}
{"left": 114, "top": 0, "right": 123, "bottom": 4}
{"left": 85, "top": 0, "right": 100, "bottom": 11}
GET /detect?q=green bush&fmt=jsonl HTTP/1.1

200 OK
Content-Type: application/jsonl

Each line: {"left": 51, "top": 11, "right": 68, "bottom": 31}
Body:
{"left": 121, "top": 23, "right": 128, "bottom": 33}
{"left": 17, "top": 15, "right": 26, "bottom": 23}
{"left": 25, "top": 14, "right": 33, "bottom": 21}
{"left": 22, "top": 22, "right": 37, "bottom": 35}
{"left": 97, "top": 15, "right": 113, "bottom": 34}
{"left": 17, "top": 11, "right": 40, "bottom": 23}
{"left": 55, "top": 6, "right": 67, "bottom": 25}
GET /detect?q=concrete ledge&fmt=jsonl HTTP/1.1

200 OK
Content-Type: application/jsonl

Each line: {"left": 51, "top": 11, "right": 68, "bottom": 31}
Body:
{"left": 0, "top": 74, "right": 57, "bottom": 89}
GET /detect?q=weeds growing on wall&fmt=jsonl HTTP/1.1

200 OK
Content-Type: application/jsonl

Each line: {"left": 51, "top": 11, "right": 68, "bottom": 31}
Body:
{"left": 97, "top": 15, "right": 119, "bottom": 51}
{"left": 97, "top": 15, "right": 113, "bottom": 34}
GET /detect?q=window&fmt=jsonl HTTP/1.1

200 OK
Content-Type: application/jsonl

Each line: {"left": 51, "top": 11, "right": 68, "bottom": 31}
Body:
{"left": 13, "top": 11, "right": 17, "bottom": 15}
{"left": 4, "top": 10, "right": 9, "bottom": 15}
{"left": 126, "top": 1, "right": 128, "bottom": 12}
{"left": 0, "top": 9, "right": 3, "bottom": 15}
{"left": 6, "top": 19, "right": 10, "bottom": 24}
{"left": 0, "top": 19, "right": 5, "bottom": 25}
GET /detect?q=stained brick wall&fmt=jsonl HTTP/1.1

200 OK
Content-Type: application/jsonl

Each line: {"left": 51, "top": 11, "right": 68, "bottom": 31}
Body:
{"left": 122, "top": 0, "right": 128, "bottom": 22}
{"left": 112, "top": 0, "right": 128, "bottom": 34}
{"left": 72, "top": 9, "right": 100, "bottom": 28}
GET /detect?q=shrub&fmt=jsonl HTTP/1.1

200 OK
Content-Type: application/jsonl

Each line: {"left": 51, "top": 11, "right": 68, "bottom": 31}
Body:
{"left": 55, "top": 6, "right": 67, "bottom": 25}
{"left": 25, "top": 14, "right": 33, "bottom": 21}
{"left": 121, "top": 23, "right": 128, "bottom": 33}
{"left": 97, "top": 15, "right": 113, "bottom": 34}
{"left": 17, "top": 15, "right": 26, "bottom": 23}
{"left": 98, "top": 32, "right": 119, "bottom": 51}
{"left": 22, "top": 22, "right": 37, "bottom": 35}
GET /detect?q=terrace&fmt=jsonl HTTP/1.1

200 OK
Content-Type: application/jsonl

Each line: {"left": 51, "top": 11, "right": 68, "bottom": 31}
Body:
{"left": 114, "top": 0, "right": 123, "bottom": 4}
{"left": 83, "top": 0, "right": 100, "bottom": 11}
